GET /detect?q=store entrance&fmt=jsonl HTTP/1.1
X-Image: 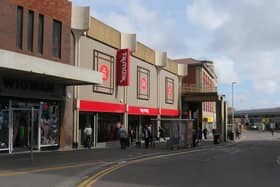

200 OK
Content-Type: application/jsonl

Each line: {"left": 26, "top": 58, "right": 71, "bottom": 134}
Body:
{"left": 12, "top": 109, "right": 39, "bottom": 152}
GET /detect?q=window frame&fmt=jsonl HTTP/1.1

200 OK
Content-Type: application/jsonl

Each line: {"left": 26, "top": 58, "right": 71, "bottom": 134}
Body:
{"left": 52, "top": 20, "right": 62, "bottom": 58}
{"left": 16, "top": 6, "right": 23, "bottom": 49}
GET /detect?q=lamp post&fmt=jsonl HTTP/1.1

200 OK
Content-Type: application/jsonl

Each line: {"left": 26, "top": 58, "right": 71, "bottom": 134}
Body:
{"left": 231, "top": 82, "right": 237, "bottom": 125}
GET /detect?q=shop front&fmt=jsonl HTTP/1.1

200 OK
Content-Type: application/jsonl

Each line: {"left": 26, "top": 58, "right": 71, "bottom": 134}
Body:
{"left": 128, "top": 106, "right": 158, "bottom": 143}
{"left": 0, "top": 98, "right": 60, "bottom": 153}
{"left": 0, "top": 72, "right": 64, "bottom": 153}
{"left": 79, "top": 100, "right": 125, "bottom": 148}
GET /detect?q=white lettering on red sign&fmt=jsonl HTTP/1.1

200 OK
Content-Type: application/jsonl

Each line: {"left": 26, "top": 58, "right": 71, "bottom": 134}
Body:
{"left": 120, "top": 52, "right": 127, "bottom": 83}
{"left": 140, "top": 108, "right": 149, "bottom": 113}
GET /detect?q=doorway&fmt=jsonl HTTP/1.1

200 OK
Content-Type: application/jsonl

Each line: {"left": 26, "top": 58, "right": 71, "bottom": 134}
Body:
{"left": 12, "top": 109, "right": 39, "bottom": 152}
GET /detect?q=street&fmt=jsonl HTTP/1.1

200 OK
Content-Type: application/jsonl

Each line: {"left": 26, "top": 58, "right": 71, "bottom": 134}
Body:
{"left": 0, "top": 131, "right": 279, "bottom": 187}
{"left": 89, "top": 131, "right": 280, "bottom": 187}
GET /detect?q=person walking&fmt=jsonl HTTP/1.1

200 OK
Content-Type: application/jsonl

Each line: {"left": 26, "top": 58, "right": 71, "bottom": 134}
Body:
{"left": 143, "top": 125, "right": 151, "bottom": 148}
{"left": 83, "top": 125, "right": 92, "bottom": 149}
{"left": 203, "top": 128, "right": 208, "bottom": 139}
{"left": 119, "top": 125, "right": 128, "bottom": 149}
{"left": 192, "top": 128, "right": 197, "bottom": 147}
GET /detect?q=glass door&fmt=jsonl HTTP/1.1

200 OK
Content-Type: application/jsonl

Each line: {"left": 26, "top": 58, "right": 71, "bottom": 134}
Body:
{"left": 0, "top": 110, "right": 9, "bottom": 151}
{"left": 11, "top": 109, "right": 39, "bottom": 152}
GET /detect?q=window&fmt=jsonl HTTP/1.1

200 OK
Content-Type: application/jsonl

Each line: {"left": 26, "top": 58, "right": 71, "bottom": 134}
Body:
{"left": 137, "top": 66, "right": 150, "bottom": 100}
{"left": 16, "top": 6, "right": 23, "bottom": 49}
{"left": 165, "top": 77, "right": 174, "bottom": 104}
{"left": 93, "top": 50, "right": 114, "bottom": 94}
{"left": 27, "top": 10, "right": 34, "bottom": 51}
{"left": 52, "top": 20, "right": 62, "bottom": 58}
{"left": 38, "top": 14, "right": 44, "bottom": 54}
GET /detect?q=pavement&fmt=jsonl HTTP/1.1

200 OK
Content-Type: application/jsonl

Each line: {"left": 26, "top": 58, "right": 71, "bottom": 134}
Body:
{"left": 0, "top": 138, "right": 228, "bottom": 171}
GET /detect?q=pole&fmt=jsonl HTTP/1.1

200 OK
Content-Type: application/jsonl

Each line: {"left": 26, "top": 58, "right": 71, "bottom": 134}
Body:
{"left": 232, "top": 82, "right": 236, "bottom": 126}
{"left": 31, "top": 107, "right": 34, "bottom": 163}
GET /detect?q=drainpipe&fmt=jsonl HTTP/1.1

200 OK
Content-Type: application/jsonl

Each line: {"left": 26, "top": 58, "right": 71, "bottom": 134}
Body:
{"left": 72, "top": 31, "right": 82, "bottom": 148}
{"left": 157, "top": 66, "right": 161, "bottom": 138}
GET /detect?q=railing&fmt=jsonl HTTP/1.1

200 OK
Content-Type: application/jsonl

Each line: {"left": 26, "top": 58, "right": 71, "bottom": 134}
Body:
{"left": 182, "top": 84, "right": 217, "bottom": 94}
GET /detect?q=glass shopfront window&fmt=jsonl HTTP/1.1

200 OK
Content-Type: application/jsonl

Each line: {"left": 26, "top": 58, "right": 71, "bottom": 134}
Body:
{"left": 0, "top": 100, "right": 9, "bottom": 150}
{"left": 97, "top": 113, "right": 122, "bottom": 143}
{"left": 40, "top": 102, "right": 60, "bottom": 147}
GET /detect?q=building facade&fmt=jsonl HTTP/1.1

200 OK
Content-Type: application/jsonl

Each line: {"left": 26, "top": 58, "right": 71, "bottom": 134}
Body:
{"left": 74, "top": 18, "right": 184, "bottom": 148}
{"left": 0, "top": 0, "right": 102, "bottom": 153}
{"left": 177, "top": 59, "right": 218, "bottom": 135}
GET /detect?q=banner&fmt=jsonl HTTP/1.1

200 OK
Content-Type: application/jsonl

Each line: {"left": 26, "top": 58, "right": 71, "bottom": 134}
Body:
{"left": 116, "top": 49, "right": 130, "bottom": 86}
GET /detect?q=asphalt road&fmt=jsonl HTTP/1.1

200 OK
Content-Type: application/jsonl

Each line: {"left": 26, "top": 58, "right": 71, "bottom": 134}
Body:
{"left": 92, "top": 131, "right": 280, "bottom": 187}
{"left": 0, "top": 131, "right": 279, "bottom": 187}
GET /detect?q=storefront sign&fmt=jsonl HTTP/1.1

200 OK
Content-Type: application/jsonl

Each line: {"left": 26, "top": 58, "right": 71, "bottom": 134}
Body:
{"left": 128, "top": 106, "right": 158, "bottom": 116}
{"left": 160, "top": 108, "right": 179, "bottom": 116}
{"left": 80, "top": 100, "right": 126, "bottom": 113}
{"left": 116, "top": 49, "right": 130, "bottom": 86}
{"left": 1, "top": 77, "right": 54, "bottom": 92}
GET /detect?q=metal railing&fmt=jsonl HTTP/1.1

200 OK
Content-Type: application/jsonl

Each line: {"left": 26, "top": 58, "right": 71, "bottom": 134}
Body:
{"left": 182, "top": 84, "right": 217, "bottom": 94}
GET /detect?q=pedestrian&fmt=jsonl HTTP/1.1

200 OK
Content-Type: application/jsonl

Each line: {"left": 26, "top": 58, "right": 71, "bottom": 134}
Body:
{"left": 203, "top": 128, "right": 208, "bottom": 139}
{"left": 270, "top": 123, "right": 275, "bottom": 136}
{"left": 83, "top": 124, "right": 92, "bottom": 149}
{"left": 118, "top": 125, "right": 128, "bottom": 149}
{"left": 192, "top": 128, "right": 197, "bottom": 147}
{"left": 159, "top": 126, "right": 165, "bottom": 141}
{"left": 143, "top": 124, "right": 151, "bottom": 148}
{"left": 129, "top": 128, "right": 135, "bottom": 145}
{"left": 198, "top": 127, "right": 202, "bottom": 144}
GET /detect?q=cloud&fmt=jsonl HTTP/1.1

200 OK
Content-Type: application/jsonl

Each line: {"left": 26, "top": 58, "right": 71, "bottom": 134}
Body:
{"left": 214, "top": 57, "right": 239, "bottom": 84}
{"left": 186, "top": 0, "right": 229, "bottom": 30}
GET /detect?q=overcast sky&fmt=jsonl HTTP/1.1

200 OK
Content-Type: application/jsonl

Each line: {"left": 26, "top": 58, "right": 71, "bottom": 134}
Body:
{"left": 72, "top": 0, "right": 280, "bottom": 110}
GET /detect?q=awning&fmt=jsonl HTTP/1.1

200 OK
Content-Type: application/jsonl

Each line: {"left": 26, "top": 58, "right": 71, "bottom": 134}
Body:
{"left": 0, "top": 49, "right": 102, "bottom": 85}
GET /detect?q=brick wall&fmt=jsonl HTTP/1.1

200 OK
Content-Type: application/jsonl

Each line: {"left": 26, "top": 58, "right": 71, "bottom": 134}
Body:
{"left": 8, "top": 0, "right": 71, "bottom": 25}
{"left": 0, "top": 0, "right": 72, "bottom": 64}
{"left": 183, "top": 66, "right": 196, "bottom": 84}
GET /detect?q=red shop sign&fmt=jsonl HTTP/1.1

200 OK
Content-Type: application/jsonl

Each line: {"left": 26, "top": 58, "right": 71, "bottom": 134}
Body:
{"left": 116, "top": 49, "right": 130, "bottom": 86}
{"left": 99, "top": 65, "right": 109, "bottom": 81}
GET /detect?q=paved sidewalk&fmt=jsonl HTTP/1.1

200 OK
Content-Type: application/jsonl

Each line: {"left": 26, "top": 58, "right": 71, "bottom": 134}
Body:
{"left": 0, "top": 139, "right": 227, "bottom": 172}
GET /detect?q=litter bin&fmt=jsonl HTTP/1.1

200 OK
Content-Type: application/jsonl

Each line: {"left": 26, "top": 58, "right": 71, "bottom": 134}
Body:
{"left": 214, "top": 134, "right": 220, "bottom": 144}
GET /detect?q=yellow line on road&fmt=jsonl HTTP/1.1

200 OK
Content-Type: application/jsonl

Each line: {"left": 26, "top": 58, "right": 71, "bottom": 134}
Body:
{"left": 77, "top": 146, "right": 230, "bottom": 187}
{"left": 0, "top": 161, "right": 105, "bottom": 177}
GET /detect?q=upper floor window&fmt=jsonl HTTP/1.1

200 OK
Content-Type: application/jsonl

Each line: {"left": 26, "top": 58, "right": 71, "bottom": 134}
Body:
{"left": 93, "top": 50, "right": 115, "bottom": 95}
{"left": 137, "top": 66, "right": 150, "bottom": 100}
{"left": 27, "top": 10, "right": 34, "bottom": 51}
{"left": 16, "top": 6, "right": 23, "bottom": 49}
{"left": 52, "top": 20, "right": 61, "bottom": 58}
{"left": 38, "top": 14, "right": 44, "bottom": 54}
{"left": 165, "top": 77, "right": 174, "bottom": 104}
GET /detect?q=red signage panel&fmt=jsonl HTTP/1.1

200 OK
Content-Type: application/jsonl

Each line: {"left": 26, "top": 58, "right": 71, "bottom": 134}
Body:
{"left": 160, "top": 108, "right": 179, "bottom": 116}
{"left": 117, "top": 49, "right": 130, "bottom": 86}
{"left": 128, "top": 106, "right": 158, "bottom": 116}
{"left": 80, "top": 100, "right": 125, "bottom": 113}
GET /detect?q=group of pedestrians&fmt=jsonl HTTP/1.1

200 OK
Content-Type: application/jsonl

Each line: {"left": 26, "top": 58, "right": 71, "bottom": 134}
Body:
{"left": 118, "top": 124, "right": 154, "bottom": 149}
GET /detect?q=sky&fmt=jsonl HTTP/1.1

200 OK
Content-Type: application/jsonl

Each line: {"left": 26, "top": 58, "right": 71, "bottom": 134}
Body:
{"left": 72, "top": 0, "right": 280, "bottom": 110}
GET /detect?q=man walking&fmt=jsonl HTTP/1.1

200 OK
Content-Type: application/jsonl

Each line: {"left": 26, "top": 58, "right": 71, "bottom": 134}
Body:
{"left": 119, "top": 125, "right": 128, "bottom": 149}
{"left": 84, "top": 125, "right": 92, "bottom": 149}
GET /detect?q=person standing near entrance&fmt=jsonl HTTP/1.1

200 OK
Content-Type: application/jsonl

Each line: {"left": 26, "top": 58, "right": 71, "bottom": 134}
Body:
{"left": 118, "top": 125, "right": 128, "bottom": 149}
{"left": 83, "top": 125, "right": 92, "bottom": 149}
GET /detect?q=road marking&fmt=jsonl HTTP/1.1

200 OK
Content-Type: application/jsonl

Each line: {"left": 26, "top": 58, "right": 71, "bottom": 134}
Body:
{"left": 77, "top": 144, "right": 235, "bottom": 187}
{"left": 0, "top": 161, "right": 105, "bottom": 177}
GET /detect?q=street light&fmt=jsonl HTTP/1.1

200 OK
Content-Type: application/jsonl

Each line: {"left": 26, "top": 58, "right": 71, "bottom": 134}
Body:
{"left": 231, "top": 81, "right": 237, "bottom": 125}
